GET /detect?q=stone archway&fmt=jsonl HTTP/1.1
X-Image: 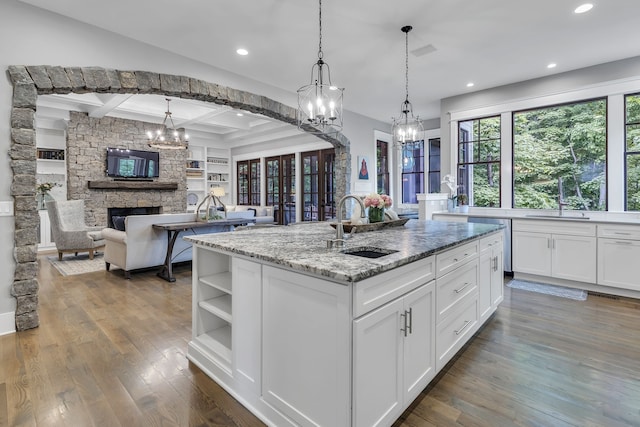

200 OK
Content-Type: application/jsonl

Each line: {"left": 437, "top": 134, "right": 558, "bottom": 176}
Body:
{"left": 8, "top": 65, "right": 352, "bottom": 331}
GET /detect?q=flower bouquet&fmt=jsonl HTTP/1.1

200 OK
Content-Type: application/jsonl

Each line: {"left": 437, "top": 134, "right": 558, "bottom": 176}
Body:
{"left": 364, "top": 193, "right": 392, "bottom": 223}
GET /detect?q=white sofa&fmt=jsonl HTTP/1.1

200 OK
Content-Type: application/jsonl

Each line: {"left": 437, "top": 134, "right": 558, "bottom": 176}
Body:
{"left": 225, "top": 205, "right": 275, "bottom": 224}
{"left": 101, "top": 213, "right": 232, "bottom": 278}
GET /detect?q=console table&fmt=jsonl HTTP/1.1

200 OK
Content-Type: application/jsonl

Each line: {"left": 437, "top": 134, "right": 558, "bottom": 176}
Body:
{"left": 153, "top": 219, "right": 255, "bottom": 282}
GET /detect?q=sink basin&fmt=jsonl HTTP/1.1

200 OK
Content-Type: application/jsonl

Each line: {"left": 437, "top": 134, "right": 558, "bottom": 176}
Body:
{"left": 342, "top": 247, "right": 399, "bottom": 259}
{"left": 525, "top": 214, "right": 590, "bottom": 220}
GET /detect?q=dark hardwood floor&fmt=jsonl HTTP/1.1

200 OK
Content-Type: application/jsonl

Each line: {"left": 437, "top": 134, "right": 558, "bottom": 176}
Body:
{"left": 1, "top": 256, "right": 639, "bottom": 426}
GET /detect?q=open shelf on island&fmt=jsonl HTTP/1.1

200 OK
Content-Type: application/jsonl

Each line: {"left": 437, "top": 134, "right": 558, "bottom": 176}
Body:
{"left": 200, "top": 272, "right": 232, "bottom": 294}
{"left": 200, "top": 295, "right": 232, "bottom": 322}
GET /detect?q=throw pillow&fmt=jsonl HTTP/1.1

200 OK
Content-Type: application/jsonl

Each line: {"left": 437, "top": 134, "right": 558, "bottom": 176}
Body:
{"left": 257, "top": 207, "right": 267, "bottom": 217}
{"left": 112, "top": 215, "right": 126, "bottom": 231}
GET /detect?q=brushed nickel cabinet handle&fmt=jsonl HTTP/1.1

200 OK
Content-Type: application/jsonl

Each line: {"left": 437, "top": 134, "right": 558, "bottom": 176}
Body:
{"left": 400, "top": 311, "right": 408, "bottom": 337}
{"left": 455, "top": 320, "right": 472, "bottom": 336}
{"left": 407, "top": 308, "right": 413, "bottom": 335}
{"left": 454, "top": 282, "right": 471, "bottom": 294}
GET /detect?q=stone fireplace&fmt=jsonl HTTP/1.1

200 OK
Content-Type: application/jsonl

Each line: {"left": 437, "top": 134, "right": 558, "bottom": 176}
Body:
{"left": 65, "top": 111, "right": 187, "bottom": 227}
{"left": 107, "top": 206, "right": 162, "bottom": 228}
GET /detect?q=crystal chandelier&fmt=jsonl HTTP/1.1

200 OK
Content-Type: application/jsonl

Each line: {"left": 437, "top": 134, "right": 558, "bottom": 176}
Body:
{"left": 147, "top": 98, "right": 189, "bottom": 150}
{"left": 392, "top": 26, "right": 423, "bottom": 147}
{"left": 297, "top": 0, "right": 344, "bottom": 136}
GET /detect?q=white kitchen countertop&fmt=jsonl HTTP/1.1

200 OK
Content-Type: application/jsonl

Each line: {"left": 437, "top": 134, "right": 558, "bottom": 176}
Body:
{"left": 432, "top": 208, "right": 640, "bottom": 225}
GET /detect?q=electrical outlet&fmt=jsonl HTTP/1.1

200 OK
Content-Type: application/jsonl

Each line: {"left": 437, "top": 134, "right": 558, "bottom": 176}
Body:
{"left": 0, "top": 201, "right": 14, "bottom": 216}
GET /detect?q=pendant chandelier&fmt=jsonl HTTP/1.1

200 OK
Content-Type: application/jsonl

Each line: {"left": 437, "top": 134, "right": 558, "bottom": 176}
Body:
{"left": 392, "top": 25, "right": 423, "bottom": 147}
{"left": 147, "top": 98, "right": 189, "bottom": 150}
{"left": 297, "top": 0, "right": 344, "bottom": 136}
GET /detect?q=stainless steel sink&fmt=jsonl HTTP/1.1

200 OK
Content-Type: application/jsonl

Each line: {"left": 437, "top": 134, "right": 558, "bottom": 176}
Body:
{"left": 342, "top": 247, "right": 399, "bottom": 259}
{"left": 525, "top": 214, "right": 590, "bottom": 220}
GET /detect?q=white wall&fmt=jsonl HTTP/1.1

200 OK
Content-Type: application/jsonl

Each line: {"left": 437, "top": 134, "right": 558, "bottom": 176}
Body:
{"left": 0, "top": 0, "right": 387, "bottom": 333}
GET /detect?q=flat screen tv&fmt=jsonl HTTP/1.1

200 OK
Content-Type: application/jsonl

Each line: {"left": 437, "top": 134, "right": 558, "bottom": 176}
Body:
{"left": 106, "top": 148, "right": 159, "bottom": 179}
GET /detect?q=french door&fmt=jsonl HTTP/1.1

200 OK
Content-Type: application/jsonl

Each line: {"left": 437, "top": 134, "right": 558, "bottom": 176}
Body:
{"left": 266, "top": 154, "right": 295, "bottom": 225}
{"left": 301, "top": 149, "right": 336, "bottom": 222}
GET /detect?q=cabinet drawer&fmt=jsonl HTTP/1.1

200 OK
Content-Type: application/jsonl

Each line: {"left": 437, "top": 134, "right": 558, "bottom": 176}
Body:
{"left": 436, "top": 259, "right": 478, "bottom": 322}
{"left": 597, "top": 224, "right": 640, "bottom": 240}
{"left": 513, "top": 219, "right": 596, "bottom": 236}
{"left": 353, "top": 256, "right": 435, "bottom": 318}
{"left": 480, "top": 233, "right": 502, "bottom": 253}
{"left": 435, "top": 241, "right": 478, "bottom": 278}
{"left": 436, "top": 294, "right": 478, "bottom": 371}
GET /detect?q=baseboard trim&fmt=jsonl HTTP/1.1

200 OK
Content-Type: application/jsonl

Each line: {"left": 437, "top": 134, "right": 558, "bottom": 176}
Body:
{"left": 0, "top": 311, "right": 16, "bottom": 336}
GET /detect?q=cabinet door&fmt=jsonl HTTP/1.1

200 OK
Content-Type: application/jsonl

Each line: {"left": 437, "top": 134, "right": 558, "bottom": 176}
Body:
{"left": 353, "top": 298, "right": 404, "bottom": 427}
{"left": 552, "top": 235, "right": 596, "bottom": 283}
{"left": 597, "top": 238, "right": 640, "bottom": 291}
{"left": 512, "top": 231, "right": 551, "bottom": 276}
{"left": 478, "top": 251, "right": 493, "bottom": 322}
{"left": 402, "top": 282, "right": 435, "bottom": 404}
{"left": 232, "top": 258, "right": 262, "bottom": 394}
{"left": 262, "top": 266, "right": 350, "bottom": 427}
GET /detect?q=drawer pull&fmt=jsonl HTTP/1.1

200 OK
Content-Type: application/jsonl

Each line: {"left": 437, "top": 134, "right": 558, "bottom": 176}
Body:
{"left": 614, "top": 232, "right": 631, "bottom": 235}
{"left": 615, "top": 240, "right": 633, "bottom": 245}
{"left": 455, "top": 320, "right": 472, "bottom": 336}
{"left": 454, "top": 282, "right": 471, "bottom": 294}
{"left": 453, "top": 258, "right": 458, "bottom": 262}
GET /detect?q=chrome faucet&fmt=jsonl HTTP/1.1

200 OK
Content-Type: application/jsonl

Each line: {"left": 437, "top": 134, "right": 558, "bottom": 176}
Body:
{"left": 329, "top": 195, "right": 366, "bottom": 248}
{"left": 558, "top": 177, "right": 569, "bottom": 216}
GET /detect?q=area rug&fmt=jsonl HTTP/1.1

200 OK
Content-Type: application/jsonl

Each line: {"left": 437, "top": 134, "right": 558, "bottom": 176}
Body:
{"left": 507, "top": 279, "right": 587, "bottom": 301}
{"left": 48, "top": 253, "right": 106, "bottom": 276}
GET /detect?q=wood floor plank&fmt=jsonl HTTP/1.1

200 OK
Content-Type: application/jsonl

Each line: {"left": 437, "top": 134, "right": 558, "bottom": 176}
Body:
{"left": 2, "top": 256, "right": 640, "bottom": 426}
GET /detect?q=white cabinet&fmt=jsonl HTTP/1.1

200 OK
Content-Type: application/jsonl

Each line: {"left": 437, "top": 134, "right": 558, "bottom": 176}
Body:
{"left": 597, "top": 224, "right": 640, "bottom": 291}
{"left": 479, "top": 233, "right": 503, "bottom": 322}
{"left": 353, "top": 282, "right": 435, "bottom": 427}
{"left": 262, "top": 265, "right": 351, "bottom": 427}
{"left": 512, "top": 219, "right": 596, "bottom": 283}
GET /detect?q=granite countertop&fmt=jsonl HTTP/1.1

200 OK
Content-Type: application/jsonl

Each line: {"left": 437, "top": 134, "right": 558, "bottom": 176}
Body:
{"left": 184, "top": 220, "right": 502, "bottom": 284}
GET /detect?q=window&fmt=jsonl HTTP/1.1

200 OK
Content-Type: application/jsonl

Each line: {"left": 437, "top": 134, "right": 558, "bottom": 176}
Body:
{"left": 458, "top": 116, "right": 500, "bottom": 207}
{"left": 376, "top": 140, "right": 389, "bottom": 195}
{"left": 625, "top": 94, "right": 640, "bottom": 211}
{"left": 400, "top": 140, "right": 424, "bottom": 204}
{"left": 513, "top": 99, "right": 607, "bottom": 210}
{"left": 427, "top": 138, "right": 441, "bottom": 193}
{"left": 237, "top": 158, "right": 260, "bottom": 205}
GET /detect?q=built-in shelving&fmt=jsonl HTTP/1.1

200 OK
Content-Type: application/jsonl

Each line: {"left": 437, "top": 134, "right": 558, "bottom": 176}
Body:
{"left": 193, "top": 248, "right": 234, "bottom": 370}
{"left": 186, "top": 145, "right": 231, "bottom": 211}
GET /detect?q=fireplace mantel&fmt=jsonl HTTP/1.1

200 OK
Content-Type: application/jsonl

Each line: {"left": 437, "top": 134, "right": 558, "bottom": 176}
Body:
{"left": 88, "top": 180, "right": 179, "bottom": 190}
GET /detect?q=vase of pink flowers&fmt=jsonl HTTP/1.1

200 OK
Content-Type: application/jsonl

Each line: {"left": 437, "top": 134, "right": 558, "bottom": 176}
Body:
{"left": 364, "top": 193, "right": 392, "bottom": 223}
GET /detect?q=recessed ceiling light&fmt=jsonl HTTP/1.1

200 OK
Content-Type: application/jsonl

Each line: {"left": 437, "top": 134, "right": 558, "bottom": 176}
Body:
{"left": 236, "top": 48, "right": 249, "bottom": 56}
{"left": 574, "top": 3, "right": 593, "bottom": 14}
{"left": 466, "top": 82, "right": 474, "bottom": 88}
{"left": 547, "top": 63, "right": 557, "bottom": 69}
{"left": 236, "top": 112, "right": 244, "bottom": 117}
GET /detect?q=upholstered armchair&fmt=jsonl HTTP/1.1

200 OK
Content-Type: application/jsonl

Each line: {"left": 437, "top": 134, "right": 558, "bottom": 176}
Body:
{"left": 46, "top": 200, "right": 106, "bottom": 261}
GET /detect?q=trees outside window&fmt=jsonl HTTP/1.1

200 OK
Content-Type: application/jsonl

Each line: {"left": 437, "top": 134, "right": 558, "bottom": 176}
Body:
{"left": 513, "top": 99, "right": 607, "bottom": 210}
{"left": 237, "top": 158, "right": 260, "bottom": 205}
{"left": 625, "top": 94, "right": 640, "bottom": 211}
{"left": 458, "top": 116, "right": 500, "bottom": 207}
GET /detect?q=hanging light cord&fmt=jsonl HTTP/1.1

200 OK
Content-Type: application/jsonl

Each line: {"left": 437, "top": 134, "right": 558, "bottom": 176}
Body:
{"left": 318, "top": 0, "right": 323, "bottom": 60}
{"left": 404, "top": 27, "right": 409, "bottom": 104}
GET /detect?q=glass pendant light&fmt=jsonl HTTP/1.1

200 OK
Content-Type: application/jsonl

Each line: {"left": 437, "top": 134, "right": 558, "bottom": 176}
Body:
{"left": 392, "top": 26, "right": 423, "bottom": 147}
{"left": 297, "top": 0, "right": 344, "bottom": 136}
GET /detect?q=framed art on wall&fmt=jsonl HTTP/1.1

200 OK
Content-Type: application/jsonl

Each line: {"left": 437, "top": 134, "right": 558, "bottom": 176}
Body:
{"left": 357, "top": 156, "right": 369, "bottom": 180}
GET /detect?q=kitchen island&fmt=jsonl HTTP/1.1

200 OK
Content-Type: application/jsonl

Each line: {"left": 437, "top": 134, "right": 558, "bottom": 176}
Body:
{"left": 184, "top": 220, "right": 503, "bottom": 427}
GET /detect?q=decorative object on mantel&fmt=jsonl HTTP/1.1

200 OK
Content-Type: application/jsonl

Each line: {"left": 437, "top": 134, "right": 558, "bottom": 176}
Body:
{"left": 330, "top": 218, "right": 409, "bottom": 233}
{"left": 297, "top": 0, "right": 344, "bottom": 136}
{"left": 196, "top": 187, "right": 227, "bottom": 222}
{"left": 36, "top": 181, "right": 58, "bottom": 210}
{"left": 147, "top": 98, "right": 189, "bottom": 150}
{"left": 364, "top": 193, "right": 392, "bottom": 223}
{"left": 392, "top": 25, "right": 424, "bottom": 148}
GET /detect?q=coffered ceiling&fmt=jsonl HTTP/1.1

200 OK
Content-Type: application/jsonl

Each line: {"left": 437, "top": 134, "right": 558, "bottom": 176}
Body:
{"left": 22, "top": 0, "right": 640, "bottom": 138}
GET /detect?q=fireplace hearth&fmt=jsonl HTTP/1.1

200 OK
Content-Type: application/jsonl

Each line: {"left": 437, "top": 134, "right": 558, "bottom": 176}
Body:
{"left": 107, "top": 207, "right": 161, "bottom": 228}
